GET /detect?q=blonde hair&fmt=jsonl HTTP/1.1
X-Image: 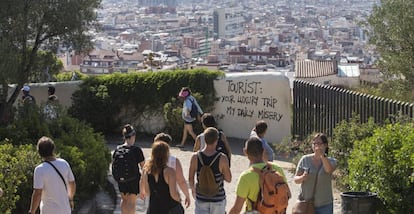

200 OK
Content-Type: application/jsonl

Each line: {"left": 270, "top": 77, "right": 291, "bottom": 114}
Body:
{"left": 144, "top": 141, "right": 169, "bottom": 176}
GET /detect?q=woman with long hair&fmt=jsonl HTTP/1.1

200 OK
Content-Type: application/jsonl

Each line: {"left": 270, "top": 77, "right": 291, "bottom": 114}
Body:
{"left": 141, "top": 141, "right": 184, "bottom": 214}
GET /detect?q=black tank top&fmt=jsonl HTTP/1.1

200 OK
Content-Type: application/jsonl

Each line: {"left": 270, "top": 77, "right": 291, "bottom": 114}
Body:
{"left": 147, "top": 168, "right": 180, "bottom": 214}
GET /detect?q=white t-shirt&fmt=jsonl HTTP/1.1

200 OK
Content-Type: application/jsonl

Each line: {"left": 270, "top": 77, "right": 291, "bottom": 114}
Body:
{"left": 33, "top": 158, "right": 75, "bottom": 214}
{"left": 167, "top": 155, "right": 177, "bottom": 170}
{"left": 196, "top": 133, "right": 207, "bottom": 151}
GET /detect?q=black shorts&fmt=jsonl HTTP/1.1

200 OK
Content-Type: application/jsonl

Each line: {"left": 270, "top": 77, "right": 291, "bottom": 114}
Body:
{"left": 118, "top": 177, "right": 140, "bottom": 195}
{"left": 184, "top": 120, "right": 195, "bottom": 124}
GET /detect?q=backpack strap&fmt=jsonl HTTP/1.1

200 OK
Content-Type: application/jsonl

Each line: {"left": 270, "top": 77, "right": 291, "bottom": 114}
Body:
{"left": 44, "top": 161, "right": 67, "bottom": 191}
{"left": 197, "top": 152, "right": 205, "bottom": 166}
{"left": 198, "top": 152, "right": 221, "bottom": 167}
{"left": 209, "top": 152, "right": 221, "bottom": 167}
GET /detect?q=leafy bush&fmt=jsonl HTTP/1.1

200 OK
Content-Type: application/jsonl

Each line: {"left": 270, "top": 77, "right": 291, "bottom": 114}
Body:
{"left": 348, "top": 123, "right": 414, "bottom": 213}
{"left": 55, "top": 70, "right": 88, "bottom": 81}
{"left": 289, "top": 135, "right": 317, "bottom": 167}
{"left": 0, "top": 105, "right": 111, "bottom": 213}
{"left": 330, "top": 115, "right": 379, "bottom": 190}
{"left": 0, "top": 143, "right": 40, "bottom": 214}
{"left": 69, "top": 69, "right": 222, "bottom": 133}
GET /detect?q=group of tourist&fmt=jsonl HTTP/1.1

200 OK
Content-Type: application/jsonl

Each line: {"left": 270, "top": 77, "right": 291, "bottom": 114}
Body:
{"left": 24, "top": 86, "right": 337, "bottom": 214}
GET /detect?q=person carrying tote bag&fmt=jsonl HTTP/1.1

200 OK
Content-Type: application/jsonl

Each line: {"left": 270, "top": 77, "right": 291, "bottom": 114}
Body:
{"left": 292, "top": 133, "right": 337, "bottom": 214}
{"left": 292, "top": 166, "right": 320, "bottom": 214}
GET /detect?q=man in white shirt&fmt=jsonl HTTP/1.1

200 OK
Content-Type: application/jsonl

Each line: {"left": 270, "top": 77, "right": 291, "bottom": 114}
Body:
{"left": 29, "top": 136, "right": 76, "bottom": 214}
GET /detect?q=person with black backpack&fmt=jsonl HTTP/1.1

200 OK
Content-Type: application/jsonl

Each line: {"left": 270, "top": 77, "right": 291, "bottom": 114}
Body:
{"left": 112, "top": 124, "right": 145, "bottom": 214}
{"left": 193, "top": 113, "right": 232, "bottom": 166}
{"left": 176, "top": 87, "right": 203, "bottom": 148}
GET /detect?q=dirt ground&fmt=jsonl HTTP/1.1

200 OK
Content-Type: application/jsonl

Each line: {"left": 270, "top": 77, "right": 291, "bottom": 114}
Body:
{"left": 106, "top": 135, "right": 342, "bottom": 213}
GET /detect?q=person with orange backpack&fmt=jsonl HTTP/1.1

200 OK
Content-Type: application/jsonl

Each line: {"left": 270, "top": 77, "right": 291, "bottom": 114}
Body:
{"left": 229, "top": 137, "right": 291, "bottom": 214}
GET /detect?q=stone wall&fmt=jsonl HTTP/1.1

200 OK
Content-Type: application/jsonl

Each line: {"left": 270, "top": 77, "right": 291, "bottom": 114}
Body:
{"left": 10, "top": 81, "right": 82, "bottom": 108}
{"left": 213, "top": 72, "right": 291, "bottom": 144}
{"left": 16, "top": 72, "right": 292, "bottom": 143}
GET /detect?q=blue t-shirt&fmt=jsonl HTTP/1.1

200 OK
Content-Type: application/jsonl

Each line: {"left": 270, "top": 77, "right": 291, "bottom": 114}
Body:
{"left": 182, "top": 95, "right": 203, "bottom": 122}
{"left": 250, "top": 131, "right": 274, "bottom": 161}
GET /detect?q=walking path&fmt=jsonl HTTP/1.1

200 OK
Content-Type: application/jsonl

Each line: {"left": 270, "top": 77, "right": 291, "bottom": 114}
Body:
{"left": 105, "top": 135, "right": 341, "bottom": 213}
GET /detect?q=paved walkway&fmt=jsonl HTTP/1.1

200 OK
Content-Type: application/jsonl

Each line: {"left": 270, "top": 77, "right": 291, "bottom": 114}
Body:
{"left": 106, "top": 135, "right": 341, "bottom": 213}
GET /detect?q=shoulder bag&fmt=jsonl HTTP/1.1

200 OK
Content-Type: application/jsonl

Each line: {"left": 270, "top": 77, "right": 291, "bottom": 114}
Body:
{"left": 45, "top": 160, "right": 67, "bottom": 191}
{"left": 292, "top": 165, "right": 322, "bottom": 214}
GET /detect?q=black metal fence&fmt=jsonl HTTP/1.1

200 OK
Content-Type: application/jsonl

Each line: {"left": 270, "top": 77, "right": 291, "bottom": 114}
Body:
{"left": 292, "top": 80, "right": 414, "bottom": 139}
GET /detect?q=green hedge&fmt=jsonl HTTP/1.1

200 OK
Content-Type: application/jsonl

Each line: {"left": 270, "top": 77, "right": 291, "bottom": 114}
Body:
{"left": 330, "top": 115, "right": 379, "bottom": 190}
{"left": 69, "top": 69, "right": 223, "bottom": 134}
{"left": 0, "top": 105, "right": 111, "bottom": 213}
{"left": 348, "top": 123, "right": 414, "bottom": 213}
{"left": 0, "top": 144, "right": 40, "bottom": 213}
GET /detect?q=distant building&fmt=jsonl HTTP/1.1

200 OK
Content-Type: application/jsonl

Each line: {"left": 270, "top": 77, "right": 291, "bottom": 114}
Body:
{"left": 213, "top": 7, "right": 244, "bottom": 39}
{"left": 183, "top": 35, "right": 213, "bottom": 58}
{"left": 228, "top": 46, "right": 289, "bottom": 67}
{"left": 139, "top": 0, "right": 177, "bottom": 7}
{"left": 295, "top": 59, "right": 360, "bottom": 88}
{"left": 140, "top": 0, "right": 177, "bottom": 14}
{"left": 80, "top": 50, "right": 115, "bottom": 75}
{"left": 80, "top": 49, "right": 144, "bottom": 75}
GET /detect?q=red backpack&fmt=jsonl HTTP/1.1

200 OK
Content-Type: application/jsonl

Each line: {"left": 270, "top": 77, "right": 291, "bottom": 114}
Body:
{"left": 251, "top": 163, "right": 291, "bottom": 214}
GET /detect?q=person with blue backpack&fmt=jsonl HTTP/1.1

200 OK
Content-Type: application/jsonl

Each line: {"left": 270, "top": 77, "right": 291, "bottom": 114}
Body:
{"left": 176, "top": 87, "right": 203, "bottom": 148}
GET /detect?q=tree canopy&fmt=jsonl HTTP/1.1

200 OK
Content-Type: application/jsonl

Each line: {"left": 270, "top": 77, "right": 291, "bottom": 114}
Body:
{"left": 0, "top": 0, "right": 101, "bottom": 124}
{"left": 366, "top": 0, "right": 414, "bottom": 100}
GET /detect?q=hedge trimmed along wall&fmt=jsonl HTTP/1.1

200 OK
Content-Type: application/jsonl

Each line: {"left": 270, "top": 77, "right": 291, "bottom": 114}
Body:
{"left": 20, "top": 70, "right": 292, "bottom": 143}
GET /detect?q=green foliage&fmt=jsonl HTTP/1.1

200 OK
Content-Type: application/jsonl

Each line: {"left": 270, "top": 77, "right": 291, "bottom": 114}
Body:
{"left": 0, "top": 0, "right": 101, "bottom": 124}
{"left": 0, "top": 144, "right": 40, "bottom": 214}
{"left": 365, "top": 0, "right": 414, "bottom": 98}
{"left": 48, "top": 115, "right": 112, "bottom": 200}
{"left": 29, "top": 51, "right": 64, "bottom": 82}
{"left": 355, "top": 79, "right": 414, "bottom": 102}
{"left": 3, "top": 104, "right": 51, "bottom": 145}
{"left": 163, "top": 98, "right": 186, "bottom": 141}
{"left": 55, "top": 70, "right": 89, "bottom": 81}
{"left": 0, "top": 105, "right": 111, "bottom": 213}
{"left": 348, "top": 123, "right": 414, "bottom": 213}
{"left": 330, "top": 115, "right": 378, "bottom": 190}
{"left": 69, "top": 69, "right": 222, "bottom": 133}
{"left": 289, "top": 135, "right": 316, "bottom": 167}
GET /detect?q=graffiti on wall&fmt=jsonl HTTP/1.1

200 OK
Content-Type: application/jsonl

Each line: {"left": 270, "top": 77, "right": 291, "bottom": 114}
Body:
{"left": 217, "top": 79, "right": 284, "bottom": 121}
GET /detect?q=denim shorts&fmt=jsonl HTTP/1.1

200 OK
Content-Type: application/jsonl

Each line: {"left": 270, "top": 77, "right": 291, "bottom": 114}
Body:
{"left": 315, "top": 203, "right": 333, "bottom": 214}
{"left": 195, "top": 199, "right": 226, "bottom": 214}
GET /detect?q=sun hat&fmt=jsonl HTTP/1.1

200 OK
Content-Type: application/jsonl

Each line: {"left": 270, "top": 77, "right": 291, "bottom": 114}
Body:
{"left": 21, "top": 85, "right": 30, "bottom": 92}
{"left": 178, "top": 90, "right": 189, "bottom": 98}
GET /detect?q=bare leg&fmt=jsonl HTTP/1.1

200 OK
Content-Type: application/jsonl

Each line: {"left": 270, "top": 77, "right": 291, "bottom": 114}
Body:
{"left": 187, "top": 123, "right": 197, "bottom": 141}
{"left": 120, "top": 193, "right": 137, "bottom": 214}
{"left": 180, "top": 123, "right": 197, "bottom": 146}
{"left": 180, "top": 123, "right": 189, "bottom": 145}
